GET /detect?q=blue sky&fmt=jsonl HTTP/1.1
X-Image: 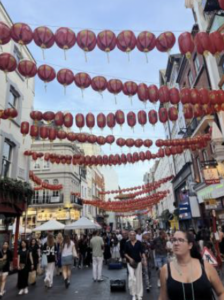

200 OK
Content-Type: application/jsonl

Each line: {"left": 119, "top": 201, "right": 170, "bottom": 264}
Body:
{"left": 2, "top": 0, "right": 194, "bottom": 188}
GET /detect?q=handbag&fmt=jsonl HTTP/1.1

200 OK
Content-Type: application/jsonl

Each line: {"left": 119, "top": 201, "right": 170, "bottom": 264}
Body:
{"left": 129, "top": 260, "right": 138, "bottom": 269}
{"left": 28, "top": 271, "right": 36, "bottom": 285}
{"left": 19, "top": 263, "right": 26, "bottom": 270}
{"left": 110, "top": 280, "right": 126, "bottom": 292}
{"left": 41, "top": 254, "right": 48, "bottom": 268}
{"left": 72, "top": 245, "right": 78, "bottom": 258}
{"left": 0, "top": 259, "right": 6, "bottom": 271}
{"left": 37, "top": 264, "right": 43, "bottom": 275}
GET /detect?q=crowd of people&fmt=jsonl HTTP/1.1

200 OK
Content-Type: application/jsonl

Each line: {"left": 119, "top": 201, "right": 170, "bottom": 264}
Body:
{"left": 0, "top": 226, "right": 224, "bottom": 299}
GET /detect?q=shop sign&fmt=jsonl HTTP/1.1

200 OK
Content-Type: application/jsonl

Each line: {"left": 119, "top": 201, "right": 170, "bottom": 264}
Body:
{"left": 197, "top": 180, "right": 224, "bottom": 204}
{"left": 204, "top": 198, "right": 217, "bottom": 210}
{"left": 203, "top": 168, "right": 220, "bottom": 185}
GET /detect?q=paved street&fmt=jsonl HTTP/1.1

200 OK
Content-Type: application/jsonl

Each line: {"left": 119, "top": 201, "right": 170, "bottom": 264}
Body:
{"left": 3, "top": 266, "right": 159, "bottom": 300}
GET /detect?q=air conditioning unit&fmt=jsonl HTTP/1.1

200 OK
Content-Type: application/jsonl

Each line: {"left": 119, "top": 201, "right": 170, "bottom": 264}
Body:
{"left": 50, "top": 197, "right": 60, "bottom": 203}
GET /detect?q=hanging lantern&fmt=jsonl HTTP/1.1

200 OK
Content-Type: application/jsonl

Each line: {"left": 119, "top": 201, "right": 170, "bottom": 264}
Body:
{"left": 18, "top": 60, "right": 37, "bottom": 87}
{"left": 169, "top": 87, "right": 180, "bottom": 105}
{"left": 121, "top": 154, "right": 127, "bottom": 164}
{"left": 96, "top": 155, "right": 103, "bottom": 165}
{"left": 0, "top": 53, "right": 17, "bottom": 80}
{"left": 74, "top": 72, "right": 91, "bottom": 97}
{"left": 43, "top": 111, "right": 55, "bottom": 124}
{"left": 75, "top": 113, "right": 85, "bottom": 131}
{"left": 4, "top": 108, "right": 18, "bottom": 122}
{"left": 87, "top": 134, "right": 96, "bottom": 144}
{"left": 133, "top": 152, "right": 140, "bottom": 162}
{"left": 116, "top": 138, "right": 126, "bottom": 148}
{"left": 33, "top": 26, "right": 55, "bottom": 58}
{"left": 115, "top": 110, "right": 125, "bottom": 129}
{"left": 148, "top": 85, "right": 159, "bottom": 104}
{"left": 138, "top": 83, "right": 149, "bottom": 106}
{"left": 203, "top": 104, "right": 213, "bottom": 115}
{"left": 165, "top": 147, "right": 171, "bottom": 157}
{"left": 106, "top": 135, "right": 115, "bottom": 147}
{"left": 145, "top": 150, "right": 152, "bottom": 160}
{"left": 137, "top": 110, "right": 147, "bottom": 130}
{"left": 199, "top": 88, "right": 209, "bottom": 105}
{"left": 190, "top": 88, "right": 200, "bottom": 105}
{"left": 126, "top": 138, "right": 135, "bottom": 148}
{"left": 55, "top": 111, "right": 64, "bottom": 127}
{"left": 127, "top": 112, "right": 136, "bottom": 132}
{"left": 159, "top": 86, "right": 170, "bottom": 104}
{"left": 77, "top": 133, "right": 87, "bottom": 143}
{"left": 183, "top": 104, "right": 193, "bottom": 120}
{"left": 97, "top": 30, "right": 116, "bottom": 62}
{"left": 156, "top": 139, "right": 164, "bottom": 147}
{"left": 64, "top": 112, "right": 73, "bottom": 129}
{"left": 49, "top": 128, "right": 57, "bottom": 142}
{"left": 97, "top": 136, "right": 106, "bottom": 146}
{"left": 20, "top": 121, "right": 29, "bottom": 140}
{"left": 136, "top": 31, "right": 156, "bottom": 62}
{"left": 107, "top": 113, "right": 116, "bottom": 132}
{"left": 10, "top": 23, "right": 33, "bottom": 47}
{"left": 77, "top": 30, "right": 97, "bottom": 61}
{"left": 30, "top": 111, "right": 42, "bottom": 123}
{"left": 117, "top": 30, "right": 136, "bottom": 60}
{"left": 0, "top": 22, "right": 11, "bottom": 46}
{"left": 107, "top": 79, "right": 123, "bottom": 104}
{"left": 209, "top": 90, "right": 219, "bottom": 105}
{"left": 86, "top": 113, "right": 95, "bottom": 131}
{"left": 194, "top": 32, "right": 211, "bottom": 56}
{"left": 218, "top": 90, "right": 224, "bottom": 105}
{"left": 144, "top": 139, "right": 153, "bottom": 148}
{"left": 178, "top": 32, "right": 195, "bottom": 59}
{"left": 57, "top": 69, "right": 74, "bottom": 94}
{"left": 180, "top": 87, "right": 191, "bottom": 105}
{"left": 168, "top": 106, "right": 178, "bottom": 122}
{"left": 97, "top": 113, "right": 106, "bottom": 131}
{"left": 148, "top": 110, "right": 158, "bottom": 126}
{"left": 30, "top": 125, "right": 39, "bottom": 141}
{"left": 38, "top": 65, "right": 56, "bottom": 89}
{"left": 135, "top": 139, "right": 144, "bottom": 148}
{"left": 55, "top": 27, "right": 76, "bottom": 59}
{"left": 67, "top": 132, "right": 77, "bottom": 142}
{"left": 209, "top": 31, "right": 224, "bottom": 57}
{"left": 123, "top": 81, "right": 138, "bottom": 104}
{"left": 194, "top": 104, "right": 203, "bottom": 119}
{"left": 219, "top": 0, "right": 224, "bottom": 9}
{"left": 91, "top": 76, "right": 107, "bottom": 98}
{"left": 103, "top": 155, "right": 109, "bottom": 165}
{"left": 156, "top": 31, "right": 176, "bottom": 53}
{"left": 40, "top": 126, "right": 49, "bottom": 140}
{"left": 159, "top": 107, "right": 168, "bottom": 123}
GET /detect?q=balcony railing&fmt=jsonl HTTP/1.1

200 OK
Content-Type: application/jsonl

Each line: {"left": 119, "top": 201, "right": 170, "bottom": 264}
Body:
{"left": 31, "top": 194, "right": 64, "bottom": 205}
{"left": 70, "top": 195, "right": 83, "bottom": 206}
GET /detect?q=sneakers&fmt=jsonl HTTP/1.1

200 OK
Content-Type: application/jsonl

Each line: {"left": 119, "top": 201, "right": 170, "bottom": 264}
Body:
{"left": 44, "top": 278, "right": 50, "bottom": 288}
{"left": 24, "top": 288, "right": 28, "bottom": 295}
{"left": 18, "top": 290, "right": 24, "bottom": 295}
{"left": 157, "top": 279, "right": 161, "bottom": 288}
{"left": 65, "top": 278, "right": 70, "bottom": 289}
{"left": 132, "top": 296, "right": 136, "bottom": 300}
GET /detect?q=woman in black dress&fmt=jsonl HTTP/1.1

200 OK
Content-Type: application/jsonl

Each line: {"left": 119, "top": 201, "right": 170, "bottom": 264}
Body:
{"left": 29, "top": 239, "right": 40, "bottom": 285}
{"left": 0, "top": 242, "right": 12, "bottom": 298}
{"left": 17, "top": 240, "right": 30, "bottom": 295}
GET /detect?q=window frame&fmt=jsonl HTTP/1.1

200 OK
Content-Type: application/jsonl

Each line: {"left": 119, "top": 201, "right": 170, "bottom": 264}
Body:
{"left": 1, "top": 139, "right": 13, "bottom": 178}
{"left": 188, "top": 69, "right": 194, "bottom": 87}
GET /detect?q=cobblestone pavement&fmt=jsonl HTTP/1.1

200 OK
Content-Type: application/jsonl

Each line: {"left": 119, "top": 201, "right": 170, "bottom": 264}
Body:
{"left": 3, "top": 266, "right": 160, "bottom": 300}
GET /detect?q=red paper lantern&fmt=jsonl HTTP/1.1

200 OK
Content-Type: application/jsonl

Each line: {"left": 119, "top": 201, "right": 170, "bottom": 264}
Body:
{"left": 138, "top": 110, "right": 147, "bottom": 129}
{"left": 209, "top": 31, "right": 224, "bottom": 56}
{"left": 43, "top": 111, "right": 55, "bottom": 124}
{"left": 127, "top": 112, "right": 136, "bottom": 130}
{"left": 91, "top": 76, "right": 107, "bottom": 97}
{"left": 55, "top": 27, "right": 76, "bottom": 57}
{"left": 159, "top": 108, "right": 168, "bottom": 123}
{"left": 107, "top": 79, "right": 123, "bottom": 103}
{"left": 156, "top": 32, "right": 176, "bottom": 53}
{"left": 168, "top": 106, "right": 178, "bottom": 122}
{"left": 0, "top": 53, "right": 17, "bottom": 76}
{"left": 158, "top": 148, "right": 165, "bottom": 158}
{"left": 74, "top": 72, "right": 91, "bottom": 97}
{"left": 194, "top": 32, "right": 211, "bottom": 56}
{"left": 67, "top": 132, "right": 77, "bottom": 142}
{"left": 57, "top": 129, "right": 67, "bottom": 141}
{"left": 103, "top": 155, "right": 109, "bottom": 165}
{"left": 165, "top": 147, "right": 171, "bottom": 157}
{"left": 159, "top": 86, "right": 170, "bottom": 104}
{"left": 183, "top": 104, "right": 193, "bottom": 120}
{"left": 137, "top": 31, "right": 156, "bottom": 61}
{"left": 218, "top": 90, "right": 224, "bottom": 104}
{"left": 18, "top": 60, "right": 37, "bottom": 80}
{"left": 0, "top": 22, "right": 11, "bottom": 45}
{"left": 190, "top": 88, "right": 200, "bottom": 105}
{"left": 169, "top": 87, "right": 180, "bottom": 105}
{"left": 117, "top": 30, "right": 136, "bottom": 57}
{"left": 219, "top": 0, "right": 224, "bottom": 9}
{"left": 123, "top": 81, "right": 138, "bottom": 104}
{"left": 77, "top": 133, "right": 87, "bottom": 143}
{"left": 30, "top": 111, "right": 42, "bottom": 123}
{"left": 10, "top": 23, "right": 33, "bottom": 45}
{"left": 145, "top": 150, "right": 152, "bottom": 160}
{"left": 4, "top": 108, "right": 18, "bottom": 120}
{"left": 97, "top": 30, "right": 116, "bottom": 54}
{"left": 49, "top": 128, "right": 57, "bottom": 142}
{"left": 148, "top": 110, "right": 158, "bottom": 126}
{"left": 194, "top": 104, "right": 203, "bottom": 118}
{"left": 57, "top": 69, "right": 74, "bottom": 90}
{"left": 199, "top": 88, "right": 210, "bottom": 105}
{"left": 126, "top": 153, "right": 133, "bottom": 163}
{"left": 30, "top": 125, "right": 39, "bottom": 140}
{"left": 20, "top": 121, "right": 29, "bottom": 136}
{"left": 144, "top": 139, "right": 153, "bottom": 148}
{"left": 55, "top": 111, "right": 64, "bottom": 127}
{"left": 178, "top": 32, "right": 195, "bottom": 59}
{"left": 110, "top": 113, "right": 122, "bottom": 132}
{"left": 97, "top": 113, "right": 106, "bottom": 130}
{"left": 86, "top": 113, "right": 95, "bottom": 130}
{"left": 148, "top": 85, "right": 159, "bottom": 103}
{"left": 38, "top": 65, "right": 56, "bottom": 84}
{"left": 209, "top": 90, "right": 219, "bottom": 105}
{"left": 116, "top": 138, "right": 126, "bottom": 148}
{"left": 106, "top": 135, "right": 115, "bottom": 146}
{"left": 138, "top": 83, "right": 149, "bottom": 105}
{"left": 180, "top": 88, "right": 191, "bottom": 105}
{"left": 135, "top": 139, "right": 144, "bottom": 148}
{"left": 64, "top": 112, "right": 73, "bottom": 129}
{"left": 77, "top": 30, "right": 97, "bottom": 59}
{"left": 107, "top": 113, "right": 116, "bottom": 131}
{"left": 40, "top": 126, "right": 49, "bottom": 140}
{"left": 126, "top": 138, "right": 135, "bottom": 148}
{"left": 133, "top": 152, "right": 139, "bottom": 162}
{"left": 33, "top": 26, "right": 55, "bottom": 50}
{"left": 121, "top": 154, "right": 127, "bottom": 164}
{"left": 88, "top": 135, "right": 97, "bottom": 144}
{"left": 75, "top": 113, "right": 85, "bottom": 131}
{"left": 97, "top": 136, "right": 106, "bottom": 146}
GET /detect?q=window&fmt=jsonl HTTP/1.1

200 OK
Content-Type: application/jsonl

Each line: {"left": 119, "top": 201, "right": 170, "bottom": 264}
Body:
{"left": 43, "top": 180, "right": 49, "bottom": 203}
{"left": 194, "top": 56, "right": 200, "bottom": 74}
{"left": 53, "top": 179, "right": 59, "bottom": 197}
{"left": 8, "top": 86, "right": 20, "bottom": 110}
{"left": 13, "top": 45, "right": 23, "bottom": 64}
{"left": 196, "top": 157, "right": 203, "bottom": 183}
{"left": 43, "top": 160, "right": 50, "bottom": 169}
{"left": 188, "top": 70, "right": 194, "bottom": 87}
{"left": 202, "top": 150, "right": 208, "bottom": 162}
{"left": 34, "top": 162, "right": 40, "bottom": 169}
{"left": 1, "top": 139, "right": 13, "bottom": 178}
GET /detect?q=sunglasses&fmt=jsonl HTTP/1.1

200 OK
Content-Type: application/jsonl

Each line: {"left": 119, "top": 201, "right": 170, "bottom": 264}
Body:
{"left": 173, "top": 238, "right": 188, "bottom": 244}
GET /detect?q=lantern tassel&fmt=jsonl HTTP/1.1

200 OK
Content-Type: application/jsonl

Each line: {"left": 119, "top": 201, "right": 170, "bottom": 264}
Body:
{"left": 99, "top": 92, "right": 103, "bottom": 99}
{"left": 130, "top": 96, "right": 133, "bottom": 105}
{"left": 114, "top": 95, "right": 117, "bottom": 105}
{"left": 106, "top": 52, "right": 110, "bottom": 64}
{"left": 81, "top": 88, "right": 84, "bottom": 98}
{"left": 26, "top": 78, "right": 29, "bottom": 88}
{"left": 144, "top": 101, "right": 147, "bottom": 109}
{"left": 44, "top": 82, "right": 47, "bottom": 93}
{"left": 4, "top": 72, "right": 8, "bottom": 83}
{"left": 132, "top": 127, "right": 135, "bottom": 133}
{"left": 84, "top": 51, "right": 88, "bottom": 62}
{"left": 120, "top": 125, "right": 122, "bottom": 131}
{"left": 64, "top": 85, "right": 66, "bottom": 96}
{"left": 142, "top": 125, "right": 145, "bottom": 132}
{"left": 42, "top": 48, "right": 45, "bottom": 60}
{"left": 64, "top": 49, "right": 67, "bottom": 60}
{"left": 145, "top": 53, "right": 148, "bottom": 64}
{"left": 127, "top": 52, "right": 130, "bottom": 62}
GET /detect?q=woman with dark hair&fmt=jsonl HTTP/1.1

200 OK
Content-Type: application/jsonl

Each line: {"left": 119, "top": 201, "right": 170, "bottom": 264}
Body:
{"left": 0, "top": 242, "right": 12, "bottom": 298}
{"left": 159, "top": 230, "right": 224, "bottom": 300}
{"left": 29, "top": 239, "right": 40, "bottom": 285}
{"left": 17, "top": 240, "right": 30, "bottom": 295}
{"left": 43, "top": 234, "right": 57, "bottom": 288}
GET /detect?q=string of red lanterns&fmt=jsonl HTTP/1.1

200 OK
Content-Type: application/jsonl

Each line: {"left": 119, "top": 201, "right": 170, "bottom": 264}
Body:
{"left": 116, "top": 209, "right": 151, "bottom": 217}
{"left": 0, "top": 108, "right": 18, "bottom": 121}
{"left": 29, "top": 171, "right": 63, "bottom": 191}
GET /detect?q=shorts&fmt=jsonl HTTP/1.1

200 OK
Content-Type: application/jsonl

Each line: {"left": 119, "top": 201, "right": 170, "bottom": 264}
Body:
{"left": 155, "top": 255, "right": 167, "bottom": 269}
{"left": 61, "top": 255, "right": 73, "bottom": 266}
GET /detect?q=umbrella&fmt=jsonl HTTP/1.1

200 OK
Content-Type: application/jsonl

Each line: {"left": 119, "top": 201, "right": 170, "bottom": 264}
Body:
{"left": 33, "top": 219, "right": 65, "bottom": 231}
{"left": 65, "top": 217, "right": 101, "bottom": 230}
{"left": 9, "top": 223, "right": 32, "bottom": 234}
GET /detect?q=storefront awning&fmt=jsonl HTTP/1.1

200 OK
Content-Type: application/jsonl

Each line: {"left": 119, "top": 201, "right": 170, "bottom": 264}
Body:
{"left": 197, "top": 180, "right": 224, "bottom": 203}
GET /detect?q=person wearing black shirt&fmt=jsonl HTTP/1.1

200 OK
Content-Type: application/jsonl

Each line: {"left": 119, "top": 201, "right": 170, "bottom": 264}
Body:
{"left": 29, "top": 239, "right": 40, "bottom": 285}
{"left": 120, "top": 231, "right": 129, "bottom": 260}
{"left": 0, "top": 242, "right": 12, "bottom": 298}
{"left": 43, "top": 234, "right": 57, "bottom": 288}
{"left": 125, "top": 231, "right": 146, "bottom": 300}
{"left": 17, "top": 240, "right": 30, "bottom": 295}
